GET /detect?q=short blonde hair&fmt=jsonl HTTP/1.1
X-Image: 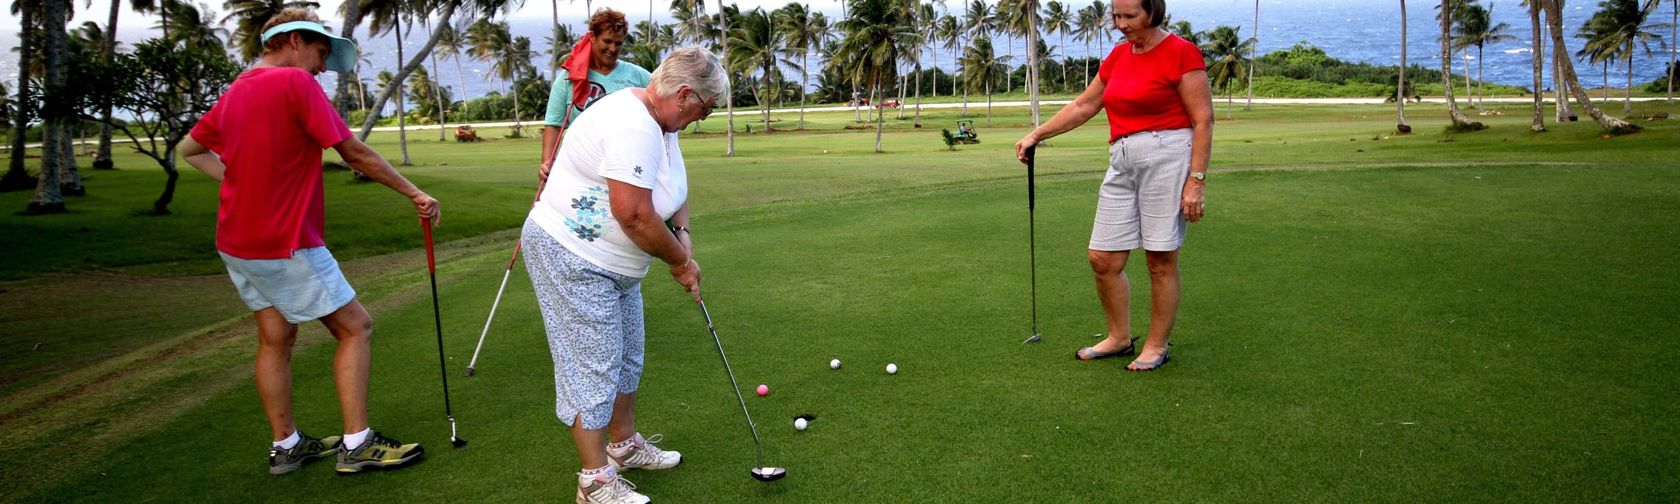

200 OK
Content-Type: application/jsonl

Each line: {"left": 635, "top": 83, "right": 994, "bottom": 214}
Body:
{"left": 649, "top": 47, "right": 729, "bottom": 104}
{"left": 261, "top": 8, "right": 328, "bottom": 53}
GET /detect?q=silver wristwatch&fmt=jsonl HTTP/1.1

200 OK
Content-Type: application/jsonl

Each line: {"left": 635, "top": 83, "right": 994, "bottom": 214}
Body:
{"left": 1189, "top": 172, "right": 1207, "bottom": 181}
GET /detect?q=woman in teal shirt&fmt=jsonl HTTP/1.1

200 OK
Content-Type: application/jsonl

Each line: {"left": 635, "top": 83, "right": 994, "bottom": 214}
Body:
{"left": 540, "top": 8, "right": 652, "bottom": 181}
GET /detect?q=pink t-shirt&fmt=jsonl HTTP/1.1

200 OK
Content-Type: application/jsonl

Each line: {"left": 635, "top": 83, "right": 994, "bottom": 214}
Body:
{"left": 1098, "top": 34, "right": 1206, "bottom": 142}
{"left": 190, "top": 67, "right": 353, "bottom": 259}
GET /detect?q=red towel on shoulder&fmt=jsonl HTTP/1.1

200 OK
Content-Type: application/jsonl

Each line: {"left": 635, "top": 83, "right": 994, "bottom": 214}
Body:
{"left": 562, "top": 34, "right": 594, "bottom": 110}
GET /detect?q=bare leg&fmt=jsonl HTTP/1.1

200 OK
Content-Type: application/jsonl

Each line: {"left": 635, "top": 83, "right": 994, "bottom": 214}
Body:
{"left": 318, "top": 300, "right": 372, "bottom": 435}
{"left": 1133, "top": 250, "right": 1182, "bottom": 364}
{"left": 570, "top": 415, "right": 610, "bottom": 470}
{"left": 1088, "top": 249, "right": 1135, "bottom": 353}
{"left": 254, "top": 308, "right": 299, "bottom": 441}
{"left": 606, "top": 392, "right": 637, "bottom": 444}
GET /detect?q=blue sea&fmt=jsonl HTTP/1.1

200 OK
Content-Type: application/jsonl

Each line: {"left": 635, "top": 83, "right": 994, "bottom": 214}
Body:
{"left": 4, "top": 0, "right": 1675, "bottom": 109}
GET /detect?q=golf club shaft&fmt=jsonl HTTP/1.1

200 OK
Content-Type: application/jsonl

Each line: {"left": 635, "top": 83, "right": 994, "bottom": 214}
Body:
{"left": 465, "top": 176, "right": 550, "bottom": 375}
{"left": 698, "top": 300, "right": 765, "bottom": 468}
{"left": 1026, "top": 146, "right": 1040, "bottom": 342}
{"left": 422, "top": 218, "right": 456, "bottom": 422}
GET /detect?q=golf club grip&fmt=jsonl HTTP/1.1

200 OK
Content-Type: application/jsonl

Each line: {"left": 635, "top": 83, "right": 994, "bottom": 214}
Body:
{"left": 421, "top": 217, "right": 437, "bottom": 274}
{"left": 1025, "top": 146, "right": 1036, "bottom": 211}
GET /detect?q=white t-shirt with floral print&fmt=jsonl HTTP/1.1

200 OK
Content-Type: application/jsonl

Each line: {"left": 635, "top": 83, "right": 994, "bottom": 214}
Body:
{"left": 529, "top": 89, "right": 688, "bottom": 278}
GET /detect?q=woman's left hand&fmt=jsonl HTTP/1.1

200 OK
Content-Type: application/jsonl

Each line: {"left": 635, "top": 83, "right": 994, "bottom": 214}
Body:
{"left": 1181, "top": 181, "right": 1206, "bottom": 223}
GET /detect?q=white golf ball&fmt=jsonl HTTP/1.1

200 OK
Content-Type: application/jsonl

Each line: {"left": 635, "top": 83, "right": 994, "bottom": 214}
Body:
{"left": 794, "top": 418, "right": 808, "bottom": 431}
{"left": 886, "top": 363, "right": 898, "bottom": 375}
{"left": 830, "top": 359, "right": 841, "bottom": 369}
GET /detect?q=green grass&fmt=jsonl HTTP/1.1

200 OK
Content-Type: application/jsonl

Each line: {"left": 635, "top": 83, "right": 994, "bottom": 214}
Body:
{"left": 2, "top": 102, "right": 1678, "bottom": 501}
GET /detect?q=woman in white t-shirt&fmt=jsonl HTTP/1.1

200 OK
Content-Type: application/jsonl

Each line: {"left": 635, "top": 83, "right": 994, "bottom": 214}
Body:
{"left": 521, "top": 47, "right": 726, "bottom": 504}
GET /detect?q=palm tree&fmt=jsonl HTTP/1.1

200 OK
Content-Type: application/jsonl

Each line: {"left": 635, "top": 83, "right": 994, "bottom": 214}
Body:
{"left": 960, "top": 35, "right": 1008, "bottom": 126}
{"left": 781, "top": 4, "right": 829, "bottom": 129}
{"left": 93, "top": 0, "right": 130, "bottom": 169}
{"left": 436, "top": 23, "right": 470, "bottom": 103}
{"left": 728, "top": 7, "right": 790, "bottom": 133}
{"left": 834, "top": 0, "right": 919, "bottom": 152}
{"left": 1437, "top": 0, "right": 1481, "bottom": 129}
{"left": 962, "top": 0, "right": 994, "bottom": 115}
{"left": 1540, "top": 0, "right": 1638, "bottom": 131}
{"left": 1042, "top": 1, "right": 1071, "bottom": 92}
{"left": 1577, "top": 9, "right": 1620, "bottom": 101}
{"left": 1020, "top": 0, "right": 1043, "bottom": 125}
{"left": 365, "top": 0, "right": 416, "bottom": 165}
{"left": 1453, "top": 2, "right": 1517, "bottom": 109}
{"left": 29, "top": 0, "right": 72, "bottom": 212}
{"left": 333, "top": 0, "right": 366, "bottom": 115}
{"left": 159, "top": 2, "right": 230, "bottom": 47}
{"left": 936, "top": 14, "right": 961, "bottom": 96}
{"left": 1247, "top": 0, "right": 1258, "bottom": 110}
{"left": 1398, "top": 0, "right": 1413, "bottom": 133}
{"left": 1201, "top": 25, "right": 1255, "bottom": 119}
{"left": 352, "top": 0, "right": 495, "bottom": 141}
{"left": 1074, "top": 2, "right": 1101, "bottom": 86}
{"left": 717, "top": 0, "right": 738, "bottom": 155}
{"left": 1583, "top": 0, "right": 1665, "bottom": 114}
{"left": 544, "top": 23, "right": 578, "bottom": 73}
{"left": 5, "top": 0, "right": 37, "bottom": 187}
{"left": 223, "top": 0, "right": 322, "bottom": 62}
{"left": 1551, "top": 0, "right": 1578, "bottom": 121}
{"left": 1522, "top": 0, "right": 1546, "bottom": 131}
{"left": 494, "top": 36, "right": 536, "bottom": 125}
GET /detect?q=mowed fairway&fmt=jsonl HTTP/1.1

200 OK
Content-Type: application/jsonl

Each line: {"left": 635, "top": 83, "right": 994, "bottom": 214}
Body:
{"left": 3, "top": 103, "right": 1679, "bottom": 501}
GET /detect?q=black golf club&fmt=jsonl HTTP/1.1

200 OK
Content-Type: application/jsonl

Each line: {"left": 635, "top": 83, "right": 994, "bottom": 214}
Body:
{"left": 1024, "top": 145, "right": 1041, "bottom": 344}
{"left": 421, "top": 217, "right": 468, "bottom": 448}
{"left": 697, "top": 300, "right": 786, "bottom": 482}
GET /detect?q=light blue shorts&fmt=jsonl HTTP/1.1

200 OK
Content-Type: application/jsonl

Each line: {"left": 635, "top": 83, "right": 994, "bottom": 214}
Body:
{"left": 219, "top": 247, "right": 357, "bottom": 324}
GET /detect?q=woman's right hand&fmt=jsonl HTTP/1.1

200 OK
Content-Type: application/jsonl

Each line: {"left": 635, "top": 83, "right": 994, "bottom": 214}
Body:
{"left": 1014, "top": 134, "right": 1039, "bottom": 165}
{"left": 669, "top": 258, "right": 702, "bottom": 303}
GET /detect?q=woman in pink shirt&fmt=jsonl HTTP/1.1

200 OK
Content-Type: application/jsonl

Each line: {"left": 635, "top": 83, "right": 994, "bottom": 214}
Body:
{"left": 1015, "top": 0, "right": 1213, "bottom": 371}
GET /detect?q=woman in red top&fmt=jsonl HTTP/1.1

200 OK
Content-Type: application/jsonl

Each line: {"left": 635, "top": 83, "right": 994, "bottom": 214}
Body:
{"left": 1015, "top": 0, "right": 1213, "bottom": 371}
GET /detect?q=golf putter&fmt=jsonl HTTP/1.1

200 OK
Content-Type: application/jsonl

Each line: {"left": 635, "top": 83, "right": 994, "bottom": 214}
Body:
{"left": 698, "top": 300, "right": 786, "bottom": 482}
{"left": 1023, "top": 146, "right": 1041, "bottom": 344}
{"left": 421, "top": 217, "right": 468, "bottom": 448}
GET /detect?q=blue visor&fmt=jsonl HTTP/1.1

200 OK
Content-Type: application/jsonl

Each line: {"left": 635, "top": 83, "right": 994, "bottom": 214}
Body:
{"left": 260, "top": 21, "right": 358, "bottom": 74}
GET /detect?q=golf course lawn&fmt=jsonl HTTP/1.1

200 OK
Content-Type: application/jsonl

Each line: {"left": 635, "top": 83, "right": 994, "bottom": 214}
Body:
{"left": 2, "top": 102, "right": 1677, "bottom": 501}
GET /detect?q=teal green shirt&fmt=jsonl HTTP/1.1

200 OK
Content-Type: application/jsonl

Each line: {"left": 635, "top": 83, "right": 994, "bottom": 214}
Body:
{"left": 544, "top": 62, "right": 652, "bottom": 128}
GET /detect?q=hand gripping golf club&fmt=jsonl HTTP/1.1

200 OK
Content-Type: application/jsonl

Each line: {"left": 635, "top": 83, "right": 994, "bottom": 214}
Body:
{"left": 464, "top": 178, "right": 548, "bottom": 377}
{"left": 698, "top": 300, "right": 786, "bottom": 482}
{"left": 421, "top": 217, "right": 468, "bottom": 448}
{"left": 465, "top": 104, "right": 573, "bottom": 377}
{"left": 1023, "top": 146, "right": 1042, "bottom": 344}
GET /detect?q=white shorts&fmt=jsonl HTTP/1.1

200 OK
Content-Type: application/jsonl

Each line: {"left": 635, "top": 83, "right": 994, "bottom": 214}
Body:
{"left": 1090, "top": 128, "right": 1192, "bottom": 252}
{"left": 219, "top": 247, "right": 357, "bottom": 324}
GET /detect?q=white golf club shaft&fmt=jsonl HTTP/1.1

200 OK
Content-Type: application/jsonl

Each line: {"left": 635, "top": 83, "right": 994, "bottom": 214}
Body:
{"left": 466, "top": 266, "right": 514, "bottom": 373}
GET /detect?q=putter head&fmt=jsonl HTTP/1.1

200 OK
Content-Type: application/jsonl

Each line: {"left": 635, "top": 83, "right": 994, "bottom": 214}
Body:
{"left": 751, "top": 467, "right": 787, "bottom": 482}
{"left": 1022, "top": 333, "right": 1041, "bottom": 344}
{"left": 464, "top": 367, "right": 476, "bottom": 377}
{"left": 451, "top": 437, "right": 468, "bottom": 448}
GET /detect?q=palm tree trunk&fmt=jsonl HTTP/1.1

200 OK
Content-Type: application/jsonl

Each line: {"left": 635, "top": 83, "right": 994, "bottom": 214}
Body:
{"left": 914, "top": 61, "right": 923, "bottom": 127}
{"left": 6, "top": 0, "right": 36, "bottom": 187}
{"left": 719, "top": 0, "right": 734, "bottom": 156}
{"left": 1397, "top": 0, "right": 1410, "bottom": 132}
{"left": 1476, "top": 44, "right": 1485, "bottom": 109}
{"left": 1027, "top": 7, "right": 1041, "bottom": 127}
{"left": 1551, "top": 11, "right": 1574, "bottom": 121}
{"left": 455, "top": 55, "right": 469, "bottom": 103}
{"left": 427, "top": 19, "right": 447, "bottom": 142}
{"left": 357, "top": 2, "right": 458, "bottom": 141}
{"left": 1670, "top": 0, "right": 1676, "bottom": 103}
{"left": 1540, "top": 0, "right": 1635, "bottom": 131}
{"left": 551, "top": 0, "right": 561, "bottom": 75}
{"left": 1060, "top": 31, "right": 1068, "bottom": 93}
{"left": 1246, "top": 0, "right": 1257, "bottom": 110}
{"left": 800, "top": 52, "right": 808, "bottom": 129}
{"left": 897, "top": 74, "right": 907, "bottom": 120}
{"left": 762, "top": 66, "right": 773, "bottom": 133}
{"left": 985, "top": 80, "right": 993, "bottom": 126}
{"left": 335, "top": 0, "right": 363, "bottom": 116}
{"left": 1602, "top": 62, "right": 1608, "bottom": 101}
{"left": 1463, "top": 54, "right": 1474, "bottom": 109}
{"left": 1529, "top": 0, "right": 1545, "bottom": 131}
{"left": 1624, "top": 53, "right": 1632, "bottom": 115}
{"left": 1440, "top": 0, "right": 1476, "bottom": 126}
{"left": 396, "top": 22, "right": 411, "bottom": 166}
{"left": 97, "top": 0, "right": 121, "bottom": 168}
{"left": 30, "top": 0, "right": 70, "bottom": 212}
{"left": 872, "top": 80, "right": 884, "bottom": 152}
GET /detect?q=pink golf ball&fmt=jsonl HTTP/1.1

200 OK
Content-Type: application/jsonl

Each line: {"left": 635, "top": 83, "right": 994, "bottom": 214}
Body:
{"left": 756, "top": 384, "right": 769, "bottom": 397}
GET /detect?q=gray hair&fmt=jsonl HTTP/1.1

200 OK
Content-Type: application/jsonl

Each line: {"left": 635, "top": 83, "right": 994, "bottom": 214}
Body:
{"left": 649, "top": 47, "right": 729, "bottom": 104}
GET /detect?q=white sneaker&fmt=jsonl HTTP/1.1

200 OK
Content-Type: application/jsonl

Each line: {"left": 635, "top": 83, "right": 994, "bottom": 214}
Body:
{"left": 608, "top": 433, "right": 682, "bottom": 470}
{"left": 576, "top": 474, "right": 650, "bottom": 504}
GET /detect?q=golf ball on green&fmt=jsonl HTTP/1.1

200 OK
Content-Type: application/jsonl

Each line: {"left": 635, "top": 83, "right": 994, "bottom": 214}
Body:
{"left": 756, "top": 384, "right": 769, "bottom": 397}
{"left": 794, "top": 418, "right": 808, "bottom": 431}
{"left": 830, "top": 359, "right": 841, "bottom": 369}
{"left": 886, "top": 363, "right": 898, "bottom": 374}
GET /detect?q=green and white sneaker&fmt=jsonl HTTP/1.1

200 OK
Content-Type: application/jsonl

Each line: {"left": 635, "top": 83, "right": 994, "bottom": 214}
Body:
{"left": 608, "top": 433, "right": 681, "bottom": 470}
{"left": 335, "top": 431, "right": 424, "bottom": 473}
{"left": 269, "top": 432, "right": 341, "bottom": 475}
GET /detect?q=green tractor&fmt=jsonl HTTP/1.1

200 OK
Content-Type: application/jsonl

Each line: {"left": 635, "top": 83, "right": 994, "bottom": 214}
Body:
{"left": 941, "top": 120, "right": 980, "bottom": 149}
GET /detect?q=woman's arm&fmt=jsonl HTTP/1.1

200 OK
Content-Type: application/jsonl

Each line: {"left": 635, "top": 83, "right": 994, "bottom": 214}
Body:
{"left": 1014, "top": 75, "right": 1108, "bottom": 163}
{"left": 177, "top": 136, "right": 225, "bottom": 181}
{"left": 1176, "top": 69, "right": 1214, "bottom": 223}
{"left": 607, "top": 179, "right": 700, "bottom": 301}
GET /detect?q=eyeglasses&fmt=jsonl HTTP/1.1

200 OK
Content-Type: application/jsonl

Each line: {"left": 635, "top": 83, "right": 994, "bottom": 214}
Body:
{"left": 689, "top": 88, "right": 717, "bottom": 119}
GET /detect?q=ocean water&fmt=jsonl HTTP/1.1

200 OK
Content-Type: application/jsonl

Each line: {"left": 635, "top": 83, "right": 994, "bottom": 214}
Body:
{"left": 3, "top": 0, "right": 1675, "bottom": 108}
